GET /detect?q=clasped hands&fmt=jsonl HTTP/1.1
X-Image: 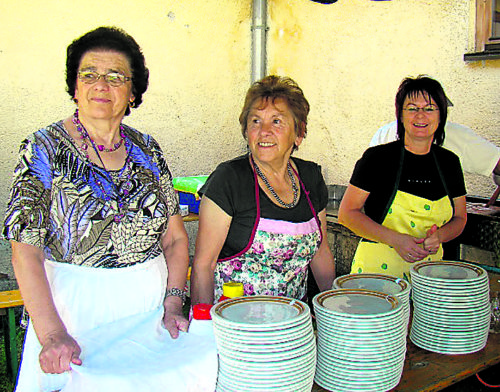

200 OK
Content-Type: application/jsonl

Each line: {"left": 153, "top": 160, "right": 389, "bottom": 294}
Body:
{"left": 395, "top": 224, "right": 440, "bottom": 263}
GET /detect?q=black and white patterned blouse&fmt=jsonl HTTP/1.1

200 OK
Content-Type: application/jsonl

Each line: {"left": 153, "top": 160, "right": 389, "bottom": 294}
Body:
{"left": 3, "top": 121, "right": 179, "bottom": 268}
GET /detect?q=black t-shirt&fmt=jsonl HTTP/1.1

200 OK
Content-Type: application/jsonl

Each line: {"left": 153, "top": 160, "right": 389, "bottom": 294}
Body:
{"left": 199, "top": 154, "right": 328, "bottom": 258}
{"left": 350, "top": 141, "right": 466, "bottom": 224}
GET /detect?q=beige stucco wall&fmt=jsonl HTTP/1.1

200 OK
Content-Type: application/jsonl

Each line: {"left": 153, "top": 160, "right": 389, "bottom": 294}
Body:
{"left": 0, "top": 0, "right": 251, "bottom": 217}
{"left": 0, "top": 0, "right": 499, "bottom": 281}
{"left": 267, "top": 0, "right": 499, "bottom": 197}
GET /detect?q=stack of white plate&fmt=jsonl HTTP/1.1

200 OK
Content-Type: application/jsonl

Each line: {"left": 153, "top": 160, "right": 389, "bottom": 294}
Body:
{"left": 333, "top": 273, "right": 411, "bottom": 330}
{"left": 210, "top": 295, "right": 316, "bottom": 392}
{"left": 410, "top": 260, "right": 490, "bottom": 355}
{"left": 313, "top": 289, "right": 407, "bottom": 392}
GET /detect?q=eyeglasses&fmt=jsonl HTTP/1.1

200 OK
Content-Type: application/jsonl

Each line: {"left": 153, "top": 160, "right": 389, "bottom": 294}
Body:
{"left": 403, "top": 105, "right": 439, "bottom": 114}
{"left": 77, "top": 70, "right": 131, "bottom": 87}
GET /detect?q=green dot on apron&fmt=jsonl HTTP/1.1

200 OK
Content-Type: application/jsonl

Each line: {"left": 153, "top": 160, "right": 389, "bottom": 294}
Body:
{"left": 410, "top": 221, "right": 416, "bottom": 228}
{"left": 381, "top": 263, "right": 388, "bottom": 270}
{"left": 358, "top": 267, "right": 362, "bottom": 273}
{"left": 424, "top": 204, "right": 430, "bottom": 210}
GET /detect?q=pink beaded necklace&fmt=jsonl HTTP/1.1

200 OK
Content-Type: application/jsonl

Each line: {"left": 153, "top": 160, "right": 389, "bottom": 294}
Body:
{"left": 72, "top": 109, "right": 133, "bottom": 223}
{"left": 73, "top": 108, "right": 125, "bottom": 156}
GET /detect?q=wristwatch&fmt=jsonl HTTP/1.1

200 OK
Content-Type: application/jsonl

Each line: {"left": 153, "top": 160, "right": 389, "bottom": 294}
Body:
{"left": 166, "top": 287, "right": 186, "bottom": 304}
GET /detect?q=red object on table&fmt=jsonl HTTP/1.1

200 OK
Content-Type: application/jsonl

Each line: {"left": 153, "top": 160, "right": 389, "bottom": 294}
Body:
{"left": 192, "top": 303, "right": 212, "bottom": 320}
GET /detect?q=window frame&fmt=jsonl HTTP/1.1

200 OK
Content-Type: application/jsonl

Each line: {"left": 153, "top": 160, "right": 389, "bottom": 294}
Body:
{"left": 464, "top": 0, "right": 500, "bottom": 61}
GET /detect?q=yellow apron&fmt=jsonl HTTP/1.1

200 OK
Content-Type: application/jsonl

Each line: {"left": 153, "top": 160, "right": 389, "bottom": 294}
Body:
{"left": 351, "top": 145, "right": 454, "bottom": 281}
{"left": 351, "top": 191, "right": 452, "bottom": 280}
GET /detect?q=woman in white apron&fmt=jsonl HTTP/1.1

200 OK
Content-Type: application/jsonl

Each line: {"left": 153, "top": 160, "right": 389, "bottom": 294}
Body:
{"left": 3, "top": 27, "right": 217, "bottom": 392}
{"left": 338, "top": 75, "right": 467, "bottom": 281}
{"left": 190, "top": 76, "right": 335, "bottom": 305}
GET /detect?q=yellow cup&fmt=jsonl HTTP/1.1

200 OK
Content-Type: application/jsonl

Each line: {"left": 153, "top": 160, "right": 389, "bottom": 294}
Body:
{"left": 222, "top": 282, "right": 244, "bottom": 298}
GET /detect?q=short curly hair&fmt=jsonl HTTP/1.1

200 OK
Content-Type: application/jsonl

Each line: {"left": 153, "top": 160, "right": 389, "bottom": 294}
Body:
{"left": 239, "top": 75, "right": 310, "bottom": 152}
{"left": 66, "top": 26, "right": 149, "bottom": 116}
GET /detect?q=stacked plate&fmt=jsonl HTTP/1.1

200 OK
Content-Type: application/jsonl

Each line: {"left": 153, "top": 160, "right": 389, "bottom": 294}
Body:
{"left": 210, "top": 296, "right": 316, "bottom": 392}
{"left": 313, "top": 289, "right": 407, "bottom": 392}
{"left": 410, "top": 260, "right": 490, "bottom": 355}
{"left": 333, "top": 273, "right": 411, "bottom": 330}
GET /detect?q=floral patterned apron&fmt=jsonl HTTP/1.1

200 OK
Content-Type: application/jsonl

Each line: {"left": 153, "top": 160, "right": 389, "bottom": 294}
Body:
{"left": 351, "top": 146, "right": 454, "bottom": 281}
{"left": 214, "top": 163, "right": 322, "bottom": 301}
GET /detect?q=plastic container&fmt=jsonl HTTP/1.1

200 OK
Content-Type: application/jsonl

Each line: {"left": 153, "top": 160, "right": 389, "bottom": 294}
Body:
{"left": 189, "top": 303, "right": 215, "bottom": 337}
{"left": 192, "top": 303, "right": 213, "bottom": 320}
{"left": 173, "top": 176, "right": 209, "bottom": 214}
{"left": 172, "top": 176, "right": 209, "bottom": 194}
{"left": 219, "top": 282, "right": 244, "bottom": 302}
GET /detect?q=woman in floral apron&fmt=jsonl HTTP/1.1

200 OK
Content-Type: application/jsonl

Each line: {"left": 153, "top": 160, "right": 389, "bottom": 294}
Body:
{"left": 338, "top": 76, "right": 467, "bottom": 281}
{"left": 190, "top": 76, "right": 335, "bottom": 304}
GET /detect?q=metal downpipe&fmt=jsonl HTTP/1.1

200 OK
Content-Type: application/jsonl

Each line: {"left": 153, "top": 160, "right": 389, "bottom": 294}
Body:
{"left": 251, "top": 0, "right": 268, "bottom": 83}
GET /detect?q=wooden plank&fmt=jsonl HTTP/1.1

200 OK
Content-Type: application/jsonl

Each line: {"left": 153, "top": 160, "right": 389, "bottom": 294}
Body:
{"left": 182, "top": 213, "right": 199, "bottom": 222}
{"left": 394, "top": 333, "right": 500, "bottom": 392}
{"left": 0, "top": 290, "right": 24, "bottom": 309}
{"left": 476, "top": 0, "right": 490, "bottom": 52}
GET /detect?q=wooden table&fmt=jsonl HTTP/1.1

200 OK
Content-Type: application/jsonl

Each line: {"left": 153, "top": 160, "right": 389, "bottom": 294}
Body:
{"left": 182, "top": 213, "right": 199, "bottom": 222}
{"left": 392, "top": 333, "right": 500, "bottom": 391}
{"left": 312, "top": 273, "right": 500, "bottom": 392}
{"left": 312, "top": 333, "right": 500, "bottom": 392}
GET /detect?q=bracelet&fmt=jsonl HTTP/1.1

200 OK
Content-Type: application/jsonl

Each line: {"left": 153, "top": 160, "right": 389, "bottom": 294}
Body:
{"left": 165, "top": 288, "right": 186, "bottom": 304}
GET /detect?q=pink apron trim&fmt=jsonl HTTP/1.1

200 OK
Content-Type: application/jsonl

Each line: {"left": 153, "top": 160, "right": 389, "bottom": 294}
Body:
{"left": 218, "top": 157, "right": 320, "bottom": 262}
{"left": 258, "top": 216, "right": 318, "bottom": 235}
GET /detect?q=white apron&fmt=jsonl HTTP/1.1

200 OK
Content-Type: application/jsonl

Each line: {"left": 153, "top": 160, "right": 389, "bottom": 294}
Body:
{"left": 16, "top": 254, "right": 218, "bottom": 392}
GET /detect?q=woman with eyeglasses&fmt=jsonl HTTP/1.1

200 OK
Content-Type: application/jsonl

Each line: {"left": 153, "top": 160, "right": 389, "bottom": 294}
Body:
{"left": 3, "top": 27, "right": 216, "bottom": 391}
{"left": 338, "top": 75, "right": 467, "bottom": 281}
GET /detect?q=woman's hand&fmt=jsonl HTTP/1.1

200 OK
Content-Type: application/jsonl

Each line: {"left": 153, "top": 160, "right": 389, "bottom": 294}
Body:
{"left": 392, "top": 233, "right": 430, "bottom": 263}
{"left": 39, "top": 330, "right": 82, "bottom": 373}
{"left": 11, "top": 242, "right": 81, "bottom": 373}
{"left": 160, "top": 214, "right": 190, "bottom": 338}
{"left": 162, "top": 296, "right": 189, "bottom": 339}
{"left": 423, "top": 224, "right": 441, "bottom": 254}
{"left": 339, "top": 185, "right": 429, "bottom": 264}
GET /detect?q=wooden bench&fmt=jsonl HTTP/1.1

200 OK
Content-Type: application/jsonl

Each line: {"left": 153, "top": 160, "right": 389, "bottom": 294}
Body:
{"left": 0, "top": 289, "right": 23, "bottom": 383}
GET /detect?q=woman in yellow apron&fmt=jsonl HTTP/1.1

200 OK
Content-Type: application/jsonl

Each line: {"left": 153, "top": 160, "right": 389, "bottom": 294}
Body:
{"left": 339, "top": 76, "right": 467, "bottom": 281}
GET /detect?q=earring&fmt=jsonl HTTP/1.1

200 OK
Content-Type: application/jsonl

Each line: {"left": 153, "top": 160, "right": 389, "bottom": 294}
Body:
{"left": 129, "top": 100, "right": 135, "bottom": 108}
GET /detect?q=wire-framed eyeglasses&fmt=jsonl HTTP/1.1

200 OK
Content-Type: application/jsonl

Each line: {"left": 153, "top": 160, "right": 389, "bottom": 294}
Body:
{"left": 77, "top": 70, "right": 131, "bottom": 87}
{"left": 403, "top": 105, "right": 439, "bottom": 114}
